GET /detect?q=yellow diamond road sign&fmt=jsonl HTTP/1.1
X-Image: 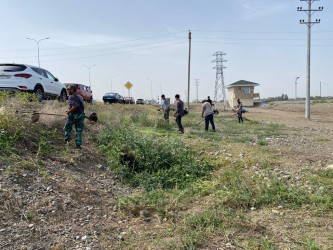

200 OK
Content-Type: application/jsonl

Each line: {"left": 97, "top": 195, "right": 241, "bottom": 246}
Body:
{"left": 125, "top": 81, "right": 133, "bottom": 89}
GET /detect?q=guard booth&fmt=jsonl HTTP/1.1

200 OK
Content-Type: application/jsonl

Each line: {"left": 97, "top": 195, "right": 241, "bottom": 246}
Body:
{"left": 227, "top": 80, "right": 260, "bottom": 107}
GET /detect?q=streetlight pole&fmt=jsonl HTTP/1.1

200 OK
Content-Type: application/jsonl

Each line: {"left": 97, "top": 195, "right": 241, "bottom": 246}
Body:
{"left": 26, "top": 37, "right": 50, "bottom": 67}
{"left": 194, "top": 79, "right": 200, "bottom": 102}
{"left": 187, "top": 30, "right": 192, "bottom": 111}
{"left": 295, "top": 77, "right": 300, "bottom": 101}
{"left": 82, "top": 65, "right": 96, "bottom": 87}
{"left": 110, "top": 76, "right": 116, "bottom": 92}
{"left": 147, "top": 79, "right": 153, "bottom": 101}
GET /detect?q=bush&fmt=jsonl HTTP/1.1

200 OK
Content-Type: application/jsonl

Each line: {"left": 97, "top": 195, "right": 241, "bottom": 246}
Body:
{"left": 98, "top": 127, "right": 212, "bottom": 190}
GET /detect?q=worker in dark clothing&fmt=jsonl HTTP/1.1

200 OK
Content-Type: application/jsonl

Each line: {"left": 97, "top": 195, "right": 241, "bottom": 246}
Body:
{"left": 236, "top": 98, "right": 243, "bottom": 123}
{"left": 65, "top": 85, "right": 85, "bottom": 148}
{"left": 173, "top": 94, "right": 184, "bottom": 134}
{"left": 207, "top": 96, "right": 212, "bottom": 105}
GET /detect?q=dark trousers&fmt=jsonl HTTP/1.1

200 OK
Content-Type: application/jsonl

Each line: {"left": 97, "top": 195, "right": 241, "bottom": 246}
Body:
{"left": 176, "top": 115, "right": 184, "bottom": 132}
{"left": 205, "top": 114, "right": 215, "bottom": 131}
{"left": 238, "top": 111, "right": 243, "bottom": 123}
{"left": 163, "top": 108, "right": 170, "bottom": 121}
{"left": 64, "top": 113, "right": 85, "bottom": 146}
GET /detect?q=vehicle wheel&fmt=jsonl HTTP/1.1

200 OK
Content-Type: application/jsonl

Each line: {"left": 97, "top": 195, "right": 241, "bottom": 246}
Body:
{"left": 89, "top": 97, "right": 93, "bottom": 103}
{"left": 58, "top": 89, "right": 67, "bottom": 102}
{"left": 34, "top": 86, "right": 44, "bottom": 102}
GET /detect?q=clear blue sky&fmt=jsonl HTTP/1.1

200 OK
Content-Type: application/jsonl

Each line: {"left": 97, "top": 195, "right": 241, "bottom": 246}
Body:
{"left": 1, "top": 0, "right": 332, "bottom": 101}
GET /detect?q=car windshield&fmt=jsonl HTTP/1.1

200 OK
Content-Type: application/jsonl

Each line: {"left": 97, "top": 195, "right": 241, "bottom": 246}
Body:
{"left": 105, "top": 93, "right": 117, "bottom": 96}
{"left": 0, "top": 64, "right": 27, "bottom": 72}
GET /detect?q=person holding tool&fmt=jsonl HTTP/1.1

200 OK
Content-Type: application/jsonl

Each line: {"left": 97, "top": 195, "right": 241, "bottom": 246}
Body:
{"left": 160, "top": 94, "right": 170, "bottom": 122}
{"left": 236, "top": 98, "right": 244, "bottom": 123}
{"left": 65, "top": 84, "right": 85, "bottom": 148}
{"left": 201, "top": 99, "right": 216, "bottom": 132}
{"left": 173, "top": 94, "right": 184, "bottom": 134}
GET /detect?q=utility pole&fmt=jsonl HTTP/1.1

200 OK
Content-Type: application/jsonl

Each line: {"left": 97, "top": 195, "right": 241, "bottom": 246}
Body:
{"left": 187, "top": 30, "right": 191, "bottom": 111}
{"left": 298, "top": 0, "right": 323, "bottom": 118}
{"left": 194, "top": 79, "right": 200, "bottom": 103}
{"left": 320, "top": 81, "right": 321, "bottom": 98}
{"left": 212, "top": 51, "right": 227, "bottom": 111}
{"left": 184, "top": 90, "right": 188, "bottom": 105}
{"left": 295, "top": 77, "right": 300, "bottom": 101}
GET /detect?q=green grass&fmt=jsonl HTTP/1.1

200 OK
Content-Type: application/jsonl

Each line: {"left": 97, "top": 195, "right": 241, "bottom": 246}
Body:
{"left": 312, "top": 100, "right": 328, "bottom": 104}
{"left": 98, "top": 126, "right": 213, "bottom": 190}
{"left": 181, "top": 208, "right": 248, "bottom": 249}
{"left": 317, "top": 138, "right": 331, "bottom": 142}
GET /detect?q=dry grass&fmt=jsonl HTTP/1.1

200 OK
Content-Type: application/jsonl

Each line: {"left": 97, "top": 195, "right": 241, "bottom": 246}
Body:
{"left": 1, "top": 97, "right": 333, "bottom": 249}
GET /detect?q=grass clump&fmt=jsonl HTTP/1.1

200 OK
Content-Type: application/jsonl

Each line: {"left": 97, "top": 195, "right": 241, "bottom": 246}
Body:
{"left": 0, "top": 112, "right": 23, "bottom": 155}
{"left": 98, "top": 126, "right": 212, "bottom": 190}
{"left": 181, "top": 209, "right": 247, "bottom": 249}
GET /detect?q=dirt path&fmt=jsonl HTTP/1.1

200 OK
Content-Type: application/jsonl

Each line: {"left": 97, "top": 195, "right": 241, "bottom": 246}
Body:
{"left": 244, "top": 103, "right": 333, "bottom": 169}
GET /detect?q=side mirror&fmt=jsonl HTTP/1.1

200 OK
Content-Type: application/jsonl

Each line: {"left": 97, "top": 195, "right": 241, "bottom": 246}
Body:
{"left": 55, "top": 78, "right": 59, "bottom": 82}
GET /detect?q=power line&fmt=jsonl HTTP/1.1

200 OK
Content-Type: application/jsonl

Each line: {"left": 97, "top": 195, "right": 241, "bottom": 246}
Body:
{"left": 192, "top": 37, "right": 333, "bottom": 41}
{"left": 193, "top": 40, "right": 333, "bottom": 47}
{"left": 0, "top": 31, "right": 187, "bottom": 52}
{"left": 192, "top": 29, "right": 333, "bottom": 34}
{"left": 0, "top": 38, "right": 186, "bottom": 60}
{"left": 25, "top": 41, "right": 187, "bottom": 64}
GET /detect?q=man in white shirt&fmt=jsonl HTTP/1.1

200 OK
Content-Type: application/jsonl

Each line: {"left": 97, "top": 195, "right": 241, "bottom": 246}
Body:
{"left": 201, "top": 99, "right": 215, "bottom": 132}
{"left": 160, "top": 94, "right": 170, "bottom": 122}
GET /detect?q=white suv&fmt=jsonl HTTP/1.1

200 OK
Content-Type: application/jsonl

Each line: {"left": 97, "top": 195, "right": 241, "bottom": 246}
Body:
{"left": 0, "top": 63, "right": 67, "bottom": 102}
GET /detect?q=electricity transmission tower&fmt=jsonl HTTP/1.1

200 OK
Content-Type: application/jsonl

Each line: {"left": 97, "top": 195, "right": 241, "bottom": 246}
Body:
{"left": 194, "top": 79, "right": 200, "bottom": 102}
{"left": 297, "top": 0, "right": 323, "bottom": 119}
{"left": 212, "top": 51, "right": 227, "bottom": 111}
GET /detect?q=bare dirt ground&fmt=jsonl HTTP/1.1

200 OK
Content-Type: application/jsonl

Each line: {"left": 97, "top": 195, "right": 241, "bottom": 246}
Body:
{"left": 247, "top": 102, "right": 333, "bottom": 169}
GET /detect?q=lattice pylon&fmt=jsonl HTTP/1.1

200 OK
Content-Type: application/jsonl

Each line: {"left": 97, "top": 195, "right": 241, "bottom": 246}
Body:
{"left": 212, "top": 51, "right": 227, "bottom": 111}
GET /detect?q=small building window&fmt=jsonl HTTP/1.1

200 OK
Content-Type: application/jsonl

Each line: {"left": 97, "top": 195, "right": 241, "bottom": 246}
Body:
{"left": 243, "top": 88, "right": 250, "bottom": 94}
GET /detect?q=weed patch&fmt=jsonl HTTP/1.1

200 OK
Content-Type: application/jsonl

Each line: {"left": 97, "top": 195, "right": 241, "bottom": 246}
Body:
{"left": 98, "top": 127, "right": 212, "bottom": 190}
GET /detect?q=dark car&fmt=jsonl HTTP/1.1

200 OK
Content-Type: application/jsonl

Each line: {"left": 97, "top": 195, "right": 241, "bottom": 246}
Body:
{"left": 124, "top": 97, "right": 135, "bottom": 104}
{"left": 103, "top": 92, "right": 124, "bottom": 104}
{"left": 136, "top": 98, "right": 145, "bottom": 104}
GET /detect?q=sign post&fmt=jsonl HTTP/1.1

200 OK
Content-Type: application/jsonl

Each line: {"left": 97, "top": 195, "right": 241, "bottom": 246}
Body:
{"left": 124, "top": 81, "right": 133, "bottom": 104}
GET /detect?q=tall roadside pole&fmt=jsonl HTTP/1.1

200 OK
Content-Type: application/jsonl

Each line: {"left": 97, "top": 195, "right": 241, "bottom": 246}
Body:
{"left": 187, "top": 30, "right": 191, "bottom": 111}
{"left": 295, "top": 77, "right": 300, "bottom": 101}
{"left": 194, "top": 79, "right": 200, "bottom": 102}
{"left": 26, "top": 37, "right": 50, "bottom": 67}
{"left": 298, "top": 1, "right": 323, "bottom": 119}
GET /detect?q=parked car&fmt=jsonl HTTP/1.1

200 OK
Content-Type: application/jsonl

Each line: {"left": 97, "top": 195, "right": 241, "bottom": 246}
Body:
{"left": 146, "top": 100, "right": 152, "bottom": 105}
{"left": 0, "top": 63, "right": 67, "bottom": 102}
{"left": 103, "top": 92, "right": 124, "bottom": 104}
{"left": 124, "top": 97, "right": 135, "bottom": 104}
{"left": 64, "top": 83, "right": 93, "bottom": 103}
{"left": 136, "top": 98, "right": 145, "bottom": 104}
